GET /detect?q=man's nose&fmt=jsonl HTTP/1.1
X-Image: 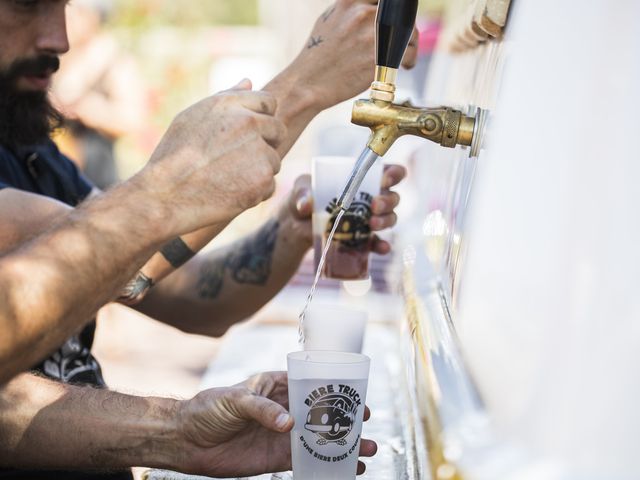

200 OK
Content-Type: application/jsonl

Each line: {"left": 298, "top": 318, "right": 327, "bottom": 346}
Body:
{"left": 35, "top": 3, "right": 70, "bottom": 56}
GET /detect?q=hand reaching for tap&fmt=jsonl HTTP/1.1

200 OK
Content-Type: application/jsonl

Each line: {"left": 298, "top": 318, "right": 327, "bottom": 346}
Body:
{"left": 296, "top": 0, "right": 418, "bottom": 111}
{"left": 264, "top": 0, "right": 419, "bottom": 138}
{"left": 281, "top": 164, "right": 407, "bottom": 255}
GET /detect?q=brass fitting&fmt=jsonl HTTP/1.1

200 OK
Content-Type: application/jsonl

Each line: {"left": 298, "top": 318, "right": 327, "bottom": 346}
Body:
{"left": 352, "top": 98, "right": 477, "bottom": 157}
{"left": 370, "top": 66, "right": 398, "bottom": 103}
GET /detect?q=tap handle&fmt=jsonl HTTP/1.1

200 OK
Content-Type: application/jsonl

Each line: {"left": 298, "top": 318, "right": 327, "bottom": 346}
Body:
{"left": 376, "top": 0, "right": 419, "bottom": 69}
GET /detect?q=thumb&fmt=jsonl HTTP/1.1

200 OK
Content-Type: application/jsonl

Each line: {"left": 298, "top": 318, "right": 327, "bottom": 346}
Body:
{"left": 237, "top": 392, "right": 294, "bottom": 433}
{"left": 227, "top": 78, "right": 253, "bottom": 92}
{"left": 290, "top": 174, "right": 313, "bottom": 220}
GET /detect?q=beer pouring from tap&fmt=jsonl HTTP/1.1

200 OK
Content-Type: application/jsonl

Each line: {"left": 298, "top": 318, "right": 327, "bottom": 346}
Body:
{"left": 336, "top": 0, "right": 484, "bottom": 212}
{"left": 336, "top": 147, "right": 379, "bottom": 212}
{"left": 335, "top": 0, "right": 418, "bottom": 212}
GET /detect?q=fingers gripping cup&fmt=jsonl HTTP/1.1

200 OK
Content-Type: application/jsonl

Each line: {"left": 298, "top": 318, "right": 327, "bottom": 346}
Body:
{"left": 288, "top": 351, "right": 370, "bottom": 480}
{"left": 312, "top": 156, "right": 383, "bottom": 280}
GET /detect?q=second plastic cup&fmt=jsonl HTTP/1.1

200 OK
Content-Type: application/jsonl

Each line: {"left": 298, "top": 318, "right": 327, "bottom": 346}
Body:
{"left": 302, "top": 303, "right": 367, "bottom": 353}
{"left": 287, "top": 351, "right": 370, "bottom": 480}
{"left": 312, "top": 156, "right": 383, "bottom": 280}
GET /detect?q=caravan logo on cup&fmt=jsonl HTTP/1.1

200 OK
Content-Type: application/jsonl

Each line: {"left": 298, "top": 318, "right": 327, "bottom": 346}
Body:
{"left": 298, "top": 383, "right": 363, "bottom": 464}
{"left": 325, "top": 192, "right": 373, "bottom": 249}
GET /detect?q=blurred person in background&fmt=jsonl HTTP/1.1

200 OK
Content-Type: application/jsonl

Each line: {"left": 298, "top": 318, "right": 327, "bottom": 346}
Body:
{"left": 0, "top": 0, "right": 416, "bottom": 478}
{"left": 52, "top": 0, "right": 146, "bottom": 189}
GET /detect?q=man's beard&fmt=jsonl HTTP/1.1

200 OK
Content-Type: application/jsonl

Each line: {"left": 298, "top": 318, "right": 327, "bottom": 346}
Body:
{"left": 0, "top": 55, "right": 64, "bottom": 150}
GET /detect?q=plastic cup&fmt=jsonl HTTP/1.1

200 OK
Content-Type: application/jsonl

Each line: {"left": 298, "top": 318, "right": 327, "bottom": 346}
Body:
{"left": 312, "top": 156, "right": 383, "bottom": 280}
{"left": 287, "top": 351, "right": 370, "bottom": 480}
{"left": 303, "top": 303, "right": 367, "bottom": 353}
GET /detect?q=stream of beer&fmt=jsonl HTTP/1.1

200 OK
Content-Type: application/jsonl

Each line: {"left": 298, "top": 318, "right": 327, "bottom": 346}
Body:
{"left": 298, "top": 209, "right": 345, "bottom": 345}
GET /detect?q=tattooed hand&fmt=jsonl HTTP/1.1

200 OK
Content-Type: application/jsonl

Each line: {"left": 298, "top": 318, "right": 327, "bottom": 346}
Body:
{"left": 289, "top": 0, "right": 419, "bottom": 111}
{"left": 283, "top": 164, "right": 407, "bottom": 255}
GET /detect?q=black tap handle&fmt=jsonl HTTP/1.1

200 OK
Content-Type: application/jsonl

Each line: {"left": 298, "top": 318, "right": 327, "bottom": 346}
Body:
{"left": 376, "top": 0, "right": 419, "bottom": 69}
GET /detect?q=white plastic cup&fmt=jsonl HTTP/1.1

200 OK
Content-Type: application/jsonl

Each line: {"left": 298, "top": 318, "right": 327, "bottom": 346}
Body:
{"left": 312, "top": 156, "right": 383, "bottom": 280}
{"left": 287, "top": 351, "right": 371, "bottom": 480}
{"left": 303, "top": 303, "right": 367, "bottom": 353}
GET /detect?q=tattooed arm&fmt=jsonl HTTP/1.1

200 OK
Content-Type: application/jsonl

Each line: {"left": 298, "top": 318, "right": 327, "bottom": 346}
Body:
{"left": 118, "top": 0, "right": 419, "bottom": 305}
{"left": 102, "top": 0, "right": 417, "bottom": 309}
{"left": 117, "top": 226, "right": 226, "bottom": 305}
{"left": 119, "top": 2, "right": 382, "bottom": 300}
{"left": 132, "top": 167, "right": 406, "bottom": 337}
{"left": 134, "top": 208, "right": 309, "bottom": 337}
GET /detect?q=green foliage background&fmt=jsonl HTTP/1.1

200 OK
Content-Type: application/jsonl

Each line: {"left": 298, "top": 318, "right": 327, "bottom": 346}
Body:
{"left": 111, "top": 0, "right": 258, "bottom": 28}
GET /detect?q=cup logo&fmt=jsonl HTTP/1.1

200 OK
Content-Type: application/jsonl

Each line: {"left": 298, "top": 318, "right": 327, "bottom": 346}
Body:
{"left": 303, "top": 384, "right": 361, "bottom": 446}
{"left": 325, "top": 192, "right": 373, "bottom": 249}
{"left": 297, "top": 383, "right": 364, "bottom": 465}
{"left": 305, "top": 392, "right": 355, "bottom": 445}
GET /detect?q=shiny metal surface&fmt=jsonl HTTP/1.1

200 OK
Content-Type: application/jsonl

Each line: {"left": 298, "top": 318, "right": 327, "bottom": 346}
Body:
{"left": 351, "top": 100, "right": 476, "bottom": 158}
{"left": 371, "top": 66, "right": 398, "bottom": 102}
{"left": 401, "top": 241, "right": 485, "bottom": 480}
{"left": 469, "top": 107, "right": 486, "bottom": 159}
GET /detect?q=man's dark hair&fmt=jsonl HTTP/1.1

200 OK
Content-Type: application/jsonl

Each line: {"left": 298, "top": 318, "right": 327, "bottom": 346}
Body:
{"left": 0, "top": 55, "right": 65, "bottom": 150}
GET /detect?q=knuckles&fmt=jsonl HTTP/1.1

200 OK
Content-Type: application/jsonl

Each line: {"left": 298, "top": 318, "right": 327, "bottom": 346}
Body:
{"left": 231, "top": 386, "right": 254, "bottom": 400}
{"left": 350, "top": 3, "right": 375, "bottom": 26}
{"left": 273, "top": 119, "right": 288, "bottom": 145}
{"left": 334, "top": 2, "right": 375, "bottom": 34}
{"left": 267, "top": 149, "right": 282, "bottom": 175}
{"left": 256, "top": 94, "right": 278, "bottom": 115}
{"left": 237, "top": 113, "right": 259, "bottom": 131}
{"left": 215, "top": 90, "right": 239, "bottom": 106}
{"left": 239, "top": 162, "right": 277, "bottom": 210}
{"left": 256, "top": 166, "right": 277, "bottom": 195}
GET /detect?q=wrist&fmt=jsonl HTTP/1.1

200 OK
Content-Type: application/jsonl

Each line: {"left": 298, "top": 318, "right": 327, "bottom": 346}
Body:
{"left": 120, "top": 167, "right": 185, "bottom": 241}
{"left": 68, "top": 176, "right": 176, "bottom": 259}
{"left": 133, "top": 397, "right": 184, "bottom": 471}
{"left": 263, "top": 64, "right": 323, "bottom": 129}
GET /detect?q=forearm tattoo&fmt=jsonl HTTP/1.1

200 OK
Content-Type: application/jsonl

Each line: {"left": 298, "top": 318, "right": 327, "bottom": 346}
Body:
{"left": 118, "top": 272, "right": 154, "bottom": 305}
{"left": 196, "top": 258, "right": 225, "bottom": 299}
{"left": 160, "top": 237, "right": 196, "bottom": 269}
{"left": 307, "top": 36, "right": 324, "bottom": 49}
{"left": 226, "top": 219, "right": 280, "bottom": 284}
{"left": 196, "top": 219, "right": 280, "bottom": 300}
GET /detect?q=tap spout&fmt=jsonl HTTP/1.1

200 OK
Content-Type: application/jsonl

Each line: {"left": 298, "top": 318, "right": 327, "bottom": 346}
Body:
{"left": 352, "top": 99, "right": 476, "bottom": 157}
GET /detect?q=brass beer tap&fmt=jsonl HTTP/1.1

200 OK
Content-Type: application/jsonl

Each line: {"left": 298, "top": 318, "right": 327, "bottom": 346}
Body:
{"left": 336, "top": 0, "right": 483, "bottom": 212}
{"left": 351, "top": 0, "right": 482, "bottom": 158}
{"left": 352, "top": 86, "right": 477, "bottom": 157}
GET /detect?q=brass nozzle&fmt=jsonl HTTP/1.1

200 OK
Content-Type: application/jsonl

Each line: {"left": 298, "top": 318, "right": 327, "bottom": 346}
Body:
{"left": 352, "top": 98, "right": 476, "bottom": 157}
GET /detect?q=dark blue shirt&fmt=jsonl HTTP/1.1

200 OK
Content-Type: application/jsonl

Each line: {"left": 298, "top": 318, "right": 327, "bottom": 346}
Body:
{"left": 0, "top": 141, "right": 92, "bottom": 204}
